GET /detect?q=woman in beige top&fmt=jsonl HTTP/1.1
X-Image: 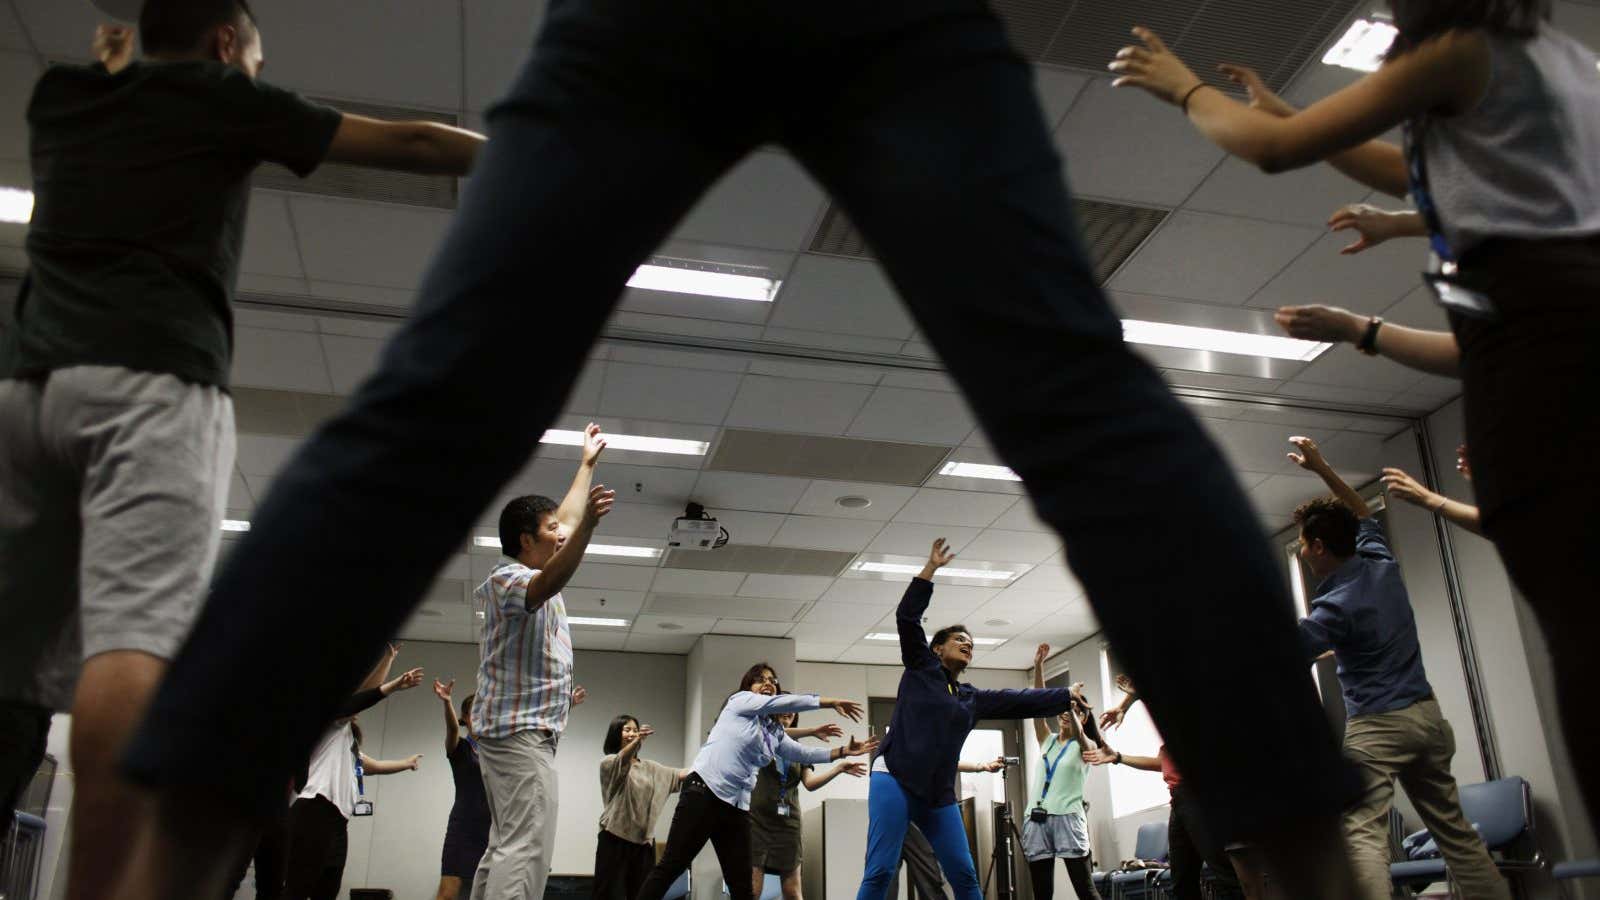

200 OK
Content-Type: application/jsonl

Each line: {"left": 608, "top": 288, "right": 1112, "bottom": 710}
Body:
{"left": 596, "top": 714, "right": 689, "bottom": 900}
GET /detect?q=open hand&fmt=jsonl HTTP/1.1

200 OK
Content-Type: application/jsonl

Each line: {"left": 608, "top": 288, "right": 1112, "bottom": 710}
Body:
{"left": 433, "top": 678, "right": 454, "bottom": 702}
{"left": 920, "top": 538, "right": 957, "bottom": 580}
{"left": 1217, "top": 63, "right": 1294, "bottom": 116}
{"left": 93, "top": 24, "right": 135, "bottom": 73}
{"left": 584, "top": 485, "right": 616, "bottom": 525}
{"left": 1273, "top": 304, "right": 1366, "bottom": 344}
{"left": 844, "top": 735, "right": 880, "bottom": 757}
{"left": 636, "top": 724, "right": 655, "bottom": 742}
{"left": 572, "top": 685, "right": 588, "bottom": 707}
{"left": 1287, "top": 436, "right": 1329, "bottom": 472}
{"left": 1109, "top": 27, "right": 1204, "bottom": 106}
{"left": 839, "top": 761, "right": 869, "bottom": 778}
{"left": 1099, "top": 707, "right": 1125, "bottom": 732}
{"left": 391, "top": 667, "right": 424, "bottom": 692}
{"left": 1328, "top": 204, "right": 1421, "bottom": 255}
{"left": 830, "top": 699, "right": 864, "bottom": 723}
{"left": 1083, "top": 747, "right": 1118, "bottom": 766}
{"left": 1381, "top": 468, "right": 1435, "bottom": 509}
{"left": 812, "top": 723, "right": 844, "bottom": 741}
{"left": 582, "top": 422, "right": 607, "bottom": 466}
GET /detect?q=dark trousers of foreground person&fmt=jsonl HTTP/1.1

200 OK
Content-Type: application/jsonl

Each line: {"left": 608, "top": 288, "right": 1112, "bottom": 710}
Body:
{"left": 121, "top": 0, "right": 1353, "bottom": 872}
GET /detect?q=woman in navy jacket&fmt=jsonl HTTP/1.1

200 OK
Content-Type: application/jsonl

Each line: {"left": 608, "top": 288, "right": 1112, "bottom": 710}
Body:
{"left": 856, "top": 539, "right": 1079, "bottom": 900}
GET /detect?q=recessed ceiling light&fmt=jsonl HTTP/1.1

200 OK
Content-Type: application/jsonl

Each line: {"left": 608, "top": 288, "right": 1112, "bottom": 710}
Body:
{"left": 1121, "top": 320, "right": 1331, "bottom": 362}
{"left": 835, "top": 495, "right": 873, "bottom": 510}
{"left": 0, "top": 187, "right": 33, "bottom": 224}
{"left": 984, "top": 618, "right": 1012, "bottom": 627}
{"left": 865, "top": 632, "right": 1006, "bottom": 647}
{"left": 470, "top": 535, "right": 662, "bottom": 559}
{"left": 220, "top": 519, "right": 251, "bottom": 532}
{"left": 854, "top": 561, "right": 1017, "bottom": 582}
{"left": 657, "top": 622, "right": 684, "bottom": 631}
{"left": 570, "top": 616, "right": 630, "bottom": 627}
{"left": 1322, "top": 18, "right": 1398, "bottom": 72}
{"left": 627, "top": 263, "right": 781, "bottom": 302}
{"left": 940, "top": 461, "right": 1021, "bottom": 482}
{"left": 540, "top": 429, "right": 708, "bottom": 456}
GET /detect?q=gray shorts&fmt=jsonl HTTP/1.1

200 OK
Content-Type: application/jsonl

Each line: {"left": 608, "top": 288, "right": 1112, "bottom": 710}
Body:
{"left": 1021, "top": 811, "right": 1090, "bottom": 862}
{"left": 0, "top": 366, "right": 235, "bottom": 710}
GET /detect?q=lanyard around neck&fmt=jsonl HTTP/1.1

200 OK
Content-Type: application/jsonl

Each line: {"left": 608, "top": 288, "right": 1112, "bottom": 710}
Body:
{"left": 1037, "top": 738, "right": 1072, "bottom": 803}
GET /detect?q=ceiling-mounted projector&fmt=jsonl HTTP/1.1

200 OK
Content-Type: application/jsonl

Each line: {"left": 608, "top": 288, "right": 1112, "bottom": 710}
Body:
{"left": 668, "top": 502, "right": 729, "bottom": 551}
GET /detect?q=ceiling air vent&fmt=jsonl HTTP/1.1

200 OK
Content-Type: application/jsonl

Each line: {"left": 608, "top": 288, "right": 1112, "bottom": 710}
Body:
{"left": 990, "top": 0, "right": 1363, "bottom": 93}
{"left": 662, "top": 545, "right": 857, "bottom": 578}
{"left": 709, "top": 428, "right": 950, "bottom": 486}
{"left": 806, "top": 198, "right": 1168, "bottom": 285}
{"left": 253, "top": 98, "right": 461, "bottom": 209}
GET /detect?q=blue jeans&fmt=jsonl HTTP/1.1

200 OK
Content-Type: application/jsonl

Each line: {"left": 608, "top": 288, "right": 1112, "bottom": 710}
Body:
{"left": 859, "top": 773, "right": 979, "bottom": 900}
{"left": 123, "top": 0, "right": 1351, "bottom": 842}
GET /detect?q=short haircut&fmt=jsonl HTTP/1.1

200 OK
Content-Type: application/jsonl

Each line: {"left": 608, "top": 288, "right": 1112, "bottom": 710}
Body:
{"left": 459, "top": 694, "right": 475, "bottom": 728}
{"left": 1388, "top": 0, "right": 1549, "bottom": 57}
{"left": 930, "top": 624, "right": 970, "bottom": 651}
{"left": 603, "top": 715, "right": 638, "bottom": 756}
{"left": 498, "top": 495, "right": 560, "bottom": 557}
{"left": 139, "top": 0, "right": 257, "bottom": 56}
{"left": 1293, "top": 497, "right": 1360, "bottom": 558}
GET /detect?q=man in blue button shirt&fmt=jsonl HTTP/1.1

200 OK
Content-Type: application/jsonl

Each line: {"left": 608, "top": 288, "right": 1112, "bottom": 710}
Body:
{"left": 1287, "top": 436, "right": 1509, "bottom": 900}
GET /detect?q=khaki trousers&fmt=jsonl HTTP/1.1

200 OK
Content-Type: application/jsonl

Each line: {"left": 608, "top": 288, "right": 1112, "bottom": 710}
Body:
{"left": 1342, "top": 699, "right": 1510, "bottom": 900}
{"left": 471, "top": 729, "right": 559, "bottom": 900}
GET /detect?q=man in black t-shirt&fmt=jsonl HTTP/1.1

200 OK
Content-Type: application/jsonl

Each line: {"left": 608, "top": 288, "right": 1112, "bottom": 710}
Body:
{"left": 0, "top": 3, "right": 483, "bottom": 898}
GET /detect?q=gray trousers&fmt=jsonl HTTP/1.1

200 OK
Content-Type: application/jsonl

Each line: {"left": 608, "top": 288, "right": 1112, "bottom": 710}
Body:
{"left": 471, "top": 729, "right": 559, "bottom": 900}
{"left": 890, "top": 824, "right": 949, "bottom": 900}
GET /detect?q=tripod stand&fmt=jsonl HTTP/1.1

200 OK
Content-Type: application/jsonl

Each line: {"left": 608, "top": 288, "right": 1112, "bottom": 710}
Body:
{"left": 981, "top": 759, "right": 1022, "bottom": 900}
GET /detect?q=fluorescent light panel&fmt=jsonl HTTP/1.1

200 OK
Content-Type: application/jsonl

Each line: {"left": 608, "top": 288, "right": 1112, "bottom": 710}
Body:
{"left": 1322, "top": 19, "right": 1397, "bottom": 72}
{"left": 853, "top": 561, "right": 1017, "bottom": 582}
{"left": 1121, "top": 320, "right": 1330, "bottom": 362}
{"left": 0, "top": 188, "right": 32, "bottom": 224}
{"left": 540, "top": 429, "right": 708, "bottom": 457}
{"left": 472, "top": 535, "right": 660, "bottom": 559}
{"left": 865, "top": 632, "right": 1006, "bottom": 647}
{"left": 627, "top": 264, "right": 780, "bottom": 302}
{"left": 220, "top": 519, "right": 251, "bottom": 532}
{"left": 940, "top": 461, "right": 1021, "bottom": 482}
{"left": 569, "top": 616, "right": 630, "bottom": 627}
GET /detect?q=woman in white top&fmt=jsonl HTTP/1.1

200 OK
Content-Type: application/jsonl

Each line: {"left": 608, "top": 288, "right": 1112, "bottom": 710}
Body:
{"left": 1104, "top": 0, "right": 1600, "bottom": 835}
{"left": 594, "top": 714, "right": 689, "bottom": 900}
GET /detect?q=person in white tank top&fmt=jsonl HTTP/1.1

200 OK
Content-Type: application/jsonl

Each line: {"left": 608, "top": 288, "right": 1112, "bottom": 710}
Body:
{"left": 1097, "top": 0, "right": 1600, "bottom": 878}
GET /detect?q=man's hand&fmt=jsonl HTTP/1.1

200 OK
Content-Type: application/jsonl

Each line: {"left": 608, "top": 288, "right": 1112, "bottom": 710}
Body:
{"left": 583, "top": 485, "right": 616, "bottom": 526}
{"left": 918, "top": 538, "right": 957, "bottom": 580}
{"left": 1274, "top": 305, "right": 1367, "bottom": 344}
{"left": 572, "top": 685, "right": 588, "bottom": 707}
{"left": 1381, "top": 468, "right": 1439, "bottom": 510}
{"left": 384, "top": 667, "right": 424, "bottom": 695}
{"left": 433, "top": 678, "right": 454, "bottom": 703}
{"left": 812, "top": 723, "right": 844, "bottom": 741}
{"left": 1083, "top": 747, "right": 1118, "bottom": 766}
{"left": 581, "top": 422, "right": 607, "bottom": 468}
{"left": 1328, "top": 204, "right": 1424, "bottom": 255}
{"left": 1033, "top": 643, "right": 1050, "bottom": 668}
{"left": 93, "top": 24, "right": 135, "bottom": 74}
{"left": 1108, "top": 27, "right": 1205, "bottom": 106}
{"left": 1287, "top": 436, "right": 1331, "bottom": 473}
{"left": 1216, "top": 63, "right": 1295, "bottom": 116}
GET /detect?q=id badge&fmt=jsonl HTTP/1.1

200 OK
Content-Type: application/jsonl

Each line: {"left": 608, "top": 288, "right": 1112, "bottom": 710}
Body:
{"left": 1423, "top": 272, "right": 1499, "bottom": 322}
{"left": 776, "top": 803, "right": 791, "bottom": 817}
{"left": 352, "top": 799, "right": 375, "bottom": 817}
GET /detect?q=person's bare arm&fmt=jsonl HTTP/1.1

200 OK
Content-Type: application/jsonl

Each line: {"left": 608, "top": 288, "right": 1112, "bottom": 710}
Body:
{"left": 1326, "top": 204, "right": 1427, "bottom": 255}
{"left": 1275, "top": 305, "right": 1460, "bottom": 377}
{"left": 1288, "top": 436, "right": 1371, "bottom": 518}
{"left": 324, "top": 114, "right": 485, "bottom": 176}
{"left": 616, "top": 724, "right": 653, "bottom": 770}
{"left": 524, "top": 484, "right": 615, "bottom": 610}
{"left": 93, "top": 25, "right": 135, "bottom": 74}
{"left": 554, "top": 424, "right": 607, "bottom": 531}
{"left": 434, "top": 679, "right": 460, "bottom": 754}
{"left": 1083, "top": 747, "right": 1161, "bottom": 772}
{"left": 1031, "top": 644, "right": 1051, "bottom": 746}
{"left": 1381, "top": 468, "right": 1483, "bottom": 535}
{"left": 361, "top": 753, "right": 422, "bottom": 775}
{"left": 357, "top": 642, "right": 401, "bottom": 693}
{"left": 802, "top": 760, "right": 867, "bottom": 790}
{"left": 959, "top": 758, "right": 1006, "bottom": 774}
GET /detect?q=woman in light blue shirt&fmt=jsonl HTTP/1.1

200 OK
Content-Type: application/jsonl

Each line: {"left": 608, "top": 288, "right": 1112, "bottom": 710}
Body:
{"left": 635, "top": 663, "right": 877, "bottom": 900}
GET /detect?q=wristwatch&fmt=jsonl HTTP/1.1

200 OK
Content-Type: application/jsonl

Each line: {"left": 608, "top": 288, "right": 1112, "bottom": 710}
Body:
{"left": 1356, "top": 316, "right": 1384, "bottom": 356}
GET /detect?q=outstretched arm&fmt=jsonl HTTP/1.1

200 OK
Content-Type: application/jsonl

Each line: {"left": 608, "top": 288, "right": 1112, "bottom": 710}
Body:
{"left": 325, "top": 114, "right": 485, "bottom": 176}
{"left": 1275, "top": 306, "right": 1460, "bottom": 377}
{"left": 959, "top": 758, "right": 1006, "bottom": 774}
{"left": 973, "top": 686, "right": 1076, "bottom": 721}
{"left": 898, "top": 539, "right": 957, "bottom": 669}
{"left": 1381, "top": 468, "right": 1482, "bottom": 535}
{"left": 802, "top": 760, "right": 867, "bottom": 790}
{"left": 1288, "top": 436, "right": 1371, "bottom": 519}
{"left": 1084, "top": 747, "right": 1161, "bottom": 772}
{"left": 361, "top": 753, "right": 423, "bottom": 775}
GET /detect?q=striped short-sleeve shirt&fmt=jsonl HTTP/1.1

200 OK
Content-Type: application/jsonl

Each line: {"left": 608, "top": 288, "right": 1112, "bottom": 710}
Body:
{"left": 473, "top": 558, "right": 574, "bottom": 740}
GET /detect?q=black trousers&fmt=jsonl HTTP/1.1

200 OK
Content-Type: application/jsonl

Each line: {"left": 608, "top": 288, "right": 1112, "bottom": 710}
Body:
{"left": 1168, "top": 788, "right": 1242, "bottom": 900}
{"left": 1452, "top": 234, "right": 1600, "bottom": 835}
{"left": 1027, "top": 857, "right": 1100, "bottom": 900}
{"left": 0, "top": 701, "right": 51, "bottom": 835}
{"left": 281, "top": 796, "right": 348, "bottom": 900}
{"left": 222, "top": 805, "right": 290, "bottom": 900}
{"left": 636, "top": 777, "right": 751, "bottom": 900}
{"left": 891, "top": 824, "right": 946, "bottom": 900}
{"left": 594, "top": 829, "right": 655, "bottom": 900}
{"left": 123, "top": 0, "right": 1351, "bottom": 843}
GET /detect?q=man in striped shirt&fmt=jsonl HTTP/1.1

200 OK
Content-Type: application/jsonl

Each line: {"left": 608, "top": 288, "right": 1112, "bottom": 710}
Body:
{"left": 471, "top": 423, "right": 613, "bottom": 900}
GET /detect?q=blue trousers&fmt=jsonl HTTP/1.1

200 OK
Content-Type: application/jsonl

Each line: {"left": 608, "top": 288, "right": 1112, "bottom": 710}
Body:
{"left": 122, "top": 0, "right": 1351, "bottom": 843}
{"left": 859, "top": 773, "right": 979, "bottom": 900}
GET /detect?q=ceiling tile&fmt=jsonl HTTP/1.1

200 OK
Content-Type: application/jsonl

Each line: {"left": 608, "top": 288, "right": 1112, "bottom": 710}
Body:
{"left": 771, "top": 516, "right": 885, "bottom": 553}
{"left": 893, "top": 488, "right": 1018, "bottom": 528}
{"left": 795, "top": 642, "right": 852, "bottom": 662}
{"left": 1185, "top": 155, "right": 1380, "bottom": 226}
{"left": 231, "top": 327, "right": 334, "bottom": 394}
{"left": 567, "top": 563, "right": 660, "bottom": 593}
{"left": 9, "top": 1, "right": 97, "bottom": 59}
{"left": 691, "top": 471, "right": 810, "bottom": 514}
{"left": 1289, "top": 345, "right": 1424, "bottom": 394}
{"left": 1316, "top": 429, "right": 1389, "bottom": 482}
{"left": 1200, "top": 417, "right": 1339, "bottom": 476}
{"left": 561, "top": 588, "right": 646, "bottom": 617}
{"left": 1229, "top": 403, "right": 1357, "bottom": 432}
{"left": 675, "top": 152, "right": 826, "bottom": 251}
{"left": 1247, "top": 473, "right": 1330, "bottom": 526}
{"left": 1274, "top": 382, "right": 1397, "bottom": 406}
{"left": 1056, "top": 80, "right": 1226, "bottom": 207}
{"left": 987, "top": 499, "right": 1053, "bottom": 534}
{"left": 738, "top": 574, "right": 835, "bottom": 602}
{"left": 1033, "top": 66, "right": 1090, "bottom": 129}
{"left": 760, "top": 327, "right": 909, "bottom": 356}
{"left": 987, "top": 586, "right": 1082, "bottom": 615}
{"left": 835, "top": 644, "right": 906, "bottom": 666}
{"left": 713, "top": 619, "right": 797, "bottom": 638}
{"left": 306, "top": 281, "right": 415, "bottom": 309}
{"left": 791, "top": 480, "right": 915, "bottom": 522}
{"left": 1006, "top": 564, "right": 1082, "bottom": 597}
{"left": 609, "top": 310, "right": 767, "bottom": 343}
{"left": 633, "top": 613, "right": 720, "bottom": 635}
{"left": 957, "top": 529, "right": 1062, "bottom": 565}
{"left": 767, "top": 255, "right": 916, "bottom": 340}
{"left": 1110, "top": 212, "right": 1320, "bottom": 304}
{"left": 598, "top": 363, "right": 741, "bottom": 425}
{"left": 240, "top": 193, "right": 303, "bottom": 277}
{"left": 788, "top": 622, "right": 867, "bottom": 643}
{"left": 802, "top": 603, "right": 876, "bottom": 626}
{"left": 625, "top": 633, "right": 701, "bottom": 654}
{"left": 708, "top": 510, "right": 786, "bottom": 546}
{"left": 864, "top": 523, "right": 984, "bottom": 557}
{"left": 1247, "top": 230, "right": 1427, "bottom": 311}
{"left": 816, "top": 579, "right": 910, "bottom": 607}
{"left": 724, "top": 376, "right": 874, "bottom": 435}
{"left": 1381, "top": 284, "right": 1451, "bottom": 330}
{"left": 745, "top": 359, "right": 883, "bottom": 386}
{"left": 650, "top": 593, "right": 806, "bottom": 622}
{"left": 463, "top": 0, "right": 548, "bottom": 110}
{"left": 0, "top": 8, "right": 31, "bottom": 52}
{"left": 248, "top": 0, "right": 462, "bottom": 108}
{"left": 319, "top": 334, "right": 382, "bottom": 395}
{"left": 648, "top": 569, "right": 746, "bottom": 597}
{"left": 227, "top": 472, "right": 253, "bottom": 511}
{"left": 847, "top": 387, "right": 976, "bottom": 445}
{"left": 572, "top": 630, "right": 629, "bottom": 651}
{"left": 290, "top": 197, "right": 452, "bottom": 290}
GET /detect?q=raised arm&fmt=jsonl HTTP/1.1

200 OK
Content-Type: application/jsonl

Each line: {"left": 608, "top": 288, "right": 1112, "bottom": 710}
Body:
{"left": 523, "top": 483, "right": 615, "bottom": 610}
{"left": 1099, "top": 680, "right": 1139, "bottom": 732}
{"left": 92, "top": 24, "right": 135, "bottom": 74}
{"left": 340, "top": 659, "right": 422, "bottom": 719}
{"left": 324, "top": 114, "right": 485, "bottom": 176}
{"left": 1288, "top": 436, "right": 1371, "bottom": 519}
{"left": 356, "top": 642, "right": 400, "bottom": 693}
{"left": 553, "top": 425, "right": 607, "bottom": 531}
{"left": 361, "top": 752, "right": 423, "bottom": 775}
{"left": 1381, "top": 468, "right": 1483, "bottom": 535}
{"left": 898, "top": 539, "right": 956, "bottom": 670}
{"left": 1275, "top": 305, "right": 1460, "bottom": 377}
{"left": 434, "top": 679, "right": 460, "bottom": 754}
{"left": 616, "top": 724, "right": 654, "bottom": 770}
{"left": 1031, "top": 643, "right": 1051, "bottom": 746}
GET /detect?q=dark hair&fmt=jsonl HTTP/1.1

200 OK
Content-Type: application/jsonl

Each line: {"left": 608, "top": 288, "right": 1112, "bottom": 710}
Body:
{"left": 350, "top": 717, "right": 364, "bottom": 750}
{"left": 498, "top": 495, "right": 560, "bottom": 557}
{"left": 603, "top": 715, "right": 639, "bottom": 755}
{"left": 1293, "top": 497, "right": 1360, "bottom": 558}
{"left": 929, "top": 624, "right": 971, "bottom": 651}
{"left": 1387, "top": 0, "right": 1549, "bottom": 57}
{"left": 139, "top": 0, "right": 257, "bottom": 55}
{"left": 738, "top": 662, "right": 777, "bottom": 693}
{"left": 459, "top": 694, "right": 475, "bottom": 728}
